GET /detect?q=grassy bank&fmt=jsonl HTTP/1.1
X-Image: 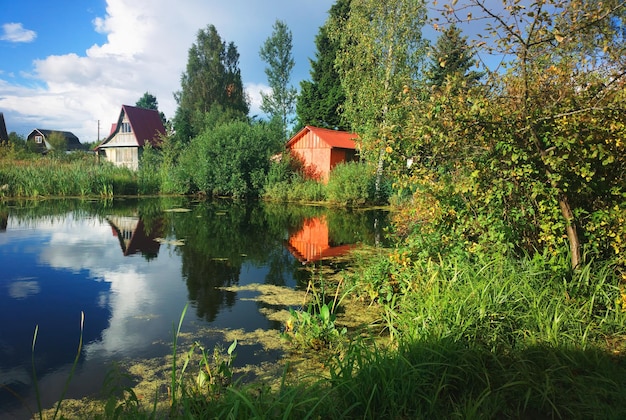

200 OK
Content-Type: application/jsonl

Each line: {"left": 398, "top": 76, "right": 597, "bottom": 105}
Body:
{"left": 31, "top": 250, "right": 626, "bottom": 419}
{"left": 0, "top": 154, "right": 141, "bottom": 198}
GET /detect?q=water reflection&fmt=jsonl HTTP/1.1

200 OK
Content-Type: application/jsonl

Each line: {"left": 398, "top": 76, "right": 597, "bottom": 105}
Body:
{"left": 286, "top": 216, "right": 355, "bottom": 263}
{"left": 106, "top": 215, "right": 164, "bottom": 258}
{"left": 0, "top": 198, "right": 388, "bottom": 417}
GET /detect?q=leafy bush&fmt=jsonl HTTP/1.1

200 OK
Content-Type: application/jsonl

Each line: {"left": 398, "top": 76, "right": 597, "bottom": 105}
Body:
{"left": 178, "top": 120, "right": 281, "bottom": 198}
{"left": 282, "top": 279, "right": 348, "bottom": 351}
{"left": 326, "top": 161, "right": 378, "bottom": 206}
{"left": 137, "top": 143, "right": 162, "bottom": 195}
{"left": 263, "top": 153, "right": 327, "bottom": 202}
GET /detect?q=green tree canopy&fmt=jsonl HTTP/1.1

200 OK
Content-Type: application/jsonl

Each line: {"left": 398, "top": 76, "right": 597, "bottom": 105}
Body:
{"left": 399, "top": 0, "right": 626, "bottom": 270}
{"left": 177, "top": 120, "right": 283, "bottom": 198}
{"left": 174, "top": 24, "right": 248, "bottom": 143}
{"left": 136, "top": 92, "right": 167, "bottom": 125}
{"left": 295, "top": 0, "right": 350, "bottom": 131}
{"left": 426, "top": 25, "right": 483, "bottom": 87}
{"left": 331, "top": 0, "right": 428, "bottom": 196}
{"left": 259, "top": 20, "right": 297, "bottom": 141}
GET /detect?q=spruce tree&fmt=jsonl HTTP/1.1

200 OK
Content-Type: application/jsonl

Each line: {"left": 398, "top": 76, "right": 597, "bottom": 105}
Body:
{"left": 427, "top": 25, "right": 483, "bottom": 87}
{"left": 174, "top": 24, "right": 248, "bottom": 143}
{"left": 295, "top": 0, "right": 350, "bottom": 131}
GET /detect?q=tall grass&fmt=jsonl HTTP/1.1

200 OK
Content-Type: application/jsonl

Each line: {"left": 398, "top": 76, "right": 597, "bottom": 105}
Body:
{"left": 0, "top": 155, "right": 140, "bottom": 198}
{"left": 17, "top": 252, "right": 626, "bottom": 419}
{"left": 155, "top": 253, "right": 625, "bottom": 418}
{"left": 335, "top": 250, "right": 626, "bottom": 418}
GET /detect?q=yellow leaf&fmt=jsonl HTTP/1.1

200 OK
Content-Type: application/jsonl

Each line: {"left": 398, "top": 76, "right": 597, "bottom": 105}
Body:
{"left": 440, "top": 60, "right": 446, "bottom": 68}
{"left": 554, "top": 33, "right": 564, "bottom": 43}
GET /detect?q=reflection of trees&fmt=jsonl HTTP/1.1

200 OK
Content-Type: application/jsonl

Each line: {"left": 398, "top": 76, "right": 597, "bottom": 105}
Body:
{"left": 326, "top": 209, "right": 390, "bottom": 246}
{"left": 0, "top": 196, "right": 187, "bottom": 228}
{"left": 264, "top": 247, "right": 295, "bottom": 287}
{"left": 183, "top": 255, "right": 239, "bottom": 322}
{"left": 173, "top": 201, "right": 295, "bottom": 322}
{"left": 0, "top": 209, "right": 7, "bottom": 231}
{"left": 2, "top": 197, "right": 390, "bottom": 324}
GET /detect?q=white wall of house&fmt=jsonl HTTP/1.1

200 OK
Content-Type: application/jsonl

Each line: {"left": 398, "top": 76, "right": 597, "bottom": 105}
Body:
{"left": 104, "top": 147, "right": 139, "bottom": 170}
{"left": 102, "top": 115, "right": 140, "bottom": 170}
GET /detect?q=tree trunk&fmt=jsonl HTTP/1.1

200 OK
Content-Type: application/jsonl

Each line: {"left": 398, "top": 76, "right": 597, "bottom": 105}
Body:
{"left": 558, "top": 193, "right": 581, "bottom": 269}
{"left": 374, "top": 147, "right": 385, "bottom": 201}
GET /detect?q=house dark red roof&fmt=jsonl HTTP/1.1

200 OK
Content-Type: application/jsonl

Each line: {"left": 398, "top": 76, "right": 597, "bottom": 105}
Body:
{"left": 286, "top": 126, "right": 358, "bottom": 149}
{"left": 96, "top": 105, "right": 165, "bottom": 150}
{"left": 121, "top": 105, "right": 166, "bottom": 147}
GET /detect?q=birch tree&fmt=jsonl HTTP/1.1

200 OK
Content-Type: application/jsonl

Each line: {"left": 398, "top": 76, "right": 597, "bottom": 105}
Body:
{"left": 332, "top": 0, "right": 428, "bottom": 197}
{"left": 259, "top": 20, "right": 297, "bottom": 141}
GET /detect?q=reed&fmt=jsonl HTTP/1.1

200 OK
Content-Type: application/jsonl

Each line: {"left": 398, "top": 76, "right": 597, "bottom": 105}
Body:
{"left": 0, "top": 155, "right": 139, "bottom": 198}
{"left": 28, "top": 312, "right": 85, "bottom": 420}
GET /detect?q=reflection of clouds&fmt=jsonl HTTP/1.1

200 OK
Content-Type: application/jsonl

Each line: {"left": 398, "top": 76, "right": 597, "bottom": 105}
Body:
{"left": 83, "top": 255, "right": 188, "bottom": 359}
{"left": 29, "top": 214, "right": 188, "bottom": 359}
{"left": 86, "top": 267, "right": 154, "bottom": 354}
{"left": 8, "top": 279, "right": 40, "bottom": 299}
{"left": 41, "top": 216, "right": 118, "bottom": 274}
{"left": 0, "top": 366, "right": 31, "bottom": 386}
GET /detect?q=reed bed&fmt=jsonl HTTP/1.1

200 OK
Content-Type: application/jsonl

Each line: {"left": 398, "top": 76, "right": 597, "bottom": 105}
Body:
{"left": 0, "top": 155, "right": 139, "bottom": 198}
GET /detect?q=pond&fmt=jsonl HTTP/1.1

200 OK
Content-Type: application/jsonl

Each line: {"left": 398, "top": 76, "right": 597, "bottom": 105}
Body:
{"left": 0, "top": 197, "right": 389, "bottom": 418}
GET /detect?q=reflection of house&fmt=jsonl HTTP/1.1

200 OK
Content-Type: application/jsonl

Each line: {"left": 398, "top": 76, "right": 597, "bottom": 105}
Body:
{"left": 95, "top": 105, "right": 166, "bottom": 170}
{"left": 0, "top": 112, "right": 8, "bottom": 142}
{"left": 285, "top": 216, "right": 354, "bottom": 264}
{"left": 106, "top": 215, "right": 162, "bottom": 257}
{"left": 26, "top": 129, "right": 82, "bottom": 154}
{"left": 286, "top": 126, "right": 359, "bottom": 182}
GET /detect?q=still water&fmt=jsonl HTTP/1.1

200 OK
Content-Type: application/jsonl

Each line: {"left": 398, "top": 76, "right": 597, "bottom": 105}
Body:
{"left": 0, "top": 197, "right": 388, "bottom": 418}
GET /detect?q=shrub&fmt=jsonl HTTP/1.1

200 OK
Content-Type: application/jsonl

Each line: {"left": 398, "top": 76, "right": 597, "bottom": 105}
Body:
{"left": 178, "top": 121, "right": 281, "bottom": 198}
{"left": 326, "top": 161, "right": 383, "bottom": 206}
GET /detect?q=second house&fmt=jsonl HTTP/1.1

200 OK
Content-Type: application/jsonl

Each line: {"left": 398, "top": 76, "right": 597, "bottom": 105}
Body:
{"left": 95, "top": 105, "right": 166, "bottom": 170}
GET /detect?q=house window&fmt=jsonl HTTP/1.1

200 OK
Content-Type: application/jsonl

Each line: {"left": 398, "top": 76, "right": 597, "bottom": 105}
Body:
{"left": 116, "top": 148, "right": 134, "bottom": 163}
{"left": 35, "top": 135, "right": 43, "bottom": 144}
{"left": 121, "top": 122, "right": 132, "bottom": 133}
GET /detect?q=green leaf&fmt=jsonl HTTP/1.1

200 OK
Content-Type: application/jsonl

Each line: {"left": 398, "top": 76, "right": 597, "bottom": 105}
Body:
{"left": 227, "top": 339, "right": 237, "bottom": 355}
{"left": 320, "top": 304, "right": 330, "bottom": 322}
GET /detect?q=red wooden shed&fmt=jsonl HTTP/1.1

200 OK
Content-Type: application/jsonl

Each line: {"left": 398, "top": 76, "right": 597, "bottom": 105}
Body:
{"left": 286, "top": 126, "right": 359, "bottom": 182}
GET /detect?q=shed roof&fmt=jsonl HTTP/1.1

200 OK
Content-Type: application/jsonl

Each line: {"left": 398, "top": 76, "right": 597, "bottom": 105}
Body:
{"left": 286, "top": 125, "right": 358, "bottom": 149}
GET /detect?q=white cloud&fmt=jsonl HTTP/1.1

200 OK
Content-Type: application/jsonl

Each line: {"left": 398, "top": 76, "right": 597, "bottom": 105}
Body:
{"left": 0, "top": 22, "right": 36, "bottom": 43}
{"left": 7, "top": 279, "right": 40, "bottom": 299}
{"left": 0, "top": 0, "right": 333, "bottom": 142}
{"left": 245, "top": 82, "right": 271, "bottom": 117}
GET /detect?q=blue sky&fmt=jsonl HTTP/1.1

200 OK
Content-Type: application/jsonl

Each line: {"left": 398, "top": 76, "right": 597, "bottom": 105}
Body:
{"left": 0, "top": 0, "right": 336, "bottom": 142}
{"left": 1, "top": 0, "right": 510, "bottom": 144}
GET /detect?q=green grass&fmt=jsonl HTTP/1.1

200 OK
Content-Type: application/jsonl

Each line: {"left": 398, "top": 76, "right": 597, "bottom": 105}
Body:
{"left": 0, "top": 154, "right": 140, "bottom": 198}
{"left": 15, "top": 247, "right": 626, "bottom": 419}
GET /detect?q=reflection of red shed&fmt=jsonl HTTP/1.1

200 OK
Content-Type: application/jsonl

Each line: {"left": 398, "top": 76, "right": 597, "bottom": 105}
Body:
{"left": 285, "top": 216, "right": 354, "bottom": 264}
{"left": 286, "top": 126, "right": 359, "bottom": 182}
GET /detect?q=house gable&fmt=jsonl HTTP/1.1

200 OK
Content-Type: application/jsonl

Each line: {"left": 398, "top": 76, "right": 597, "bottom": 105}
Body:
{"left": 26, "top": 129, "right": 82, "bottom": 152}
{"left": 97, "top": 105, "right": 166, "bottom": 150}
{"left": 95, "top": 105, "right": 166, "bottom": 170}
